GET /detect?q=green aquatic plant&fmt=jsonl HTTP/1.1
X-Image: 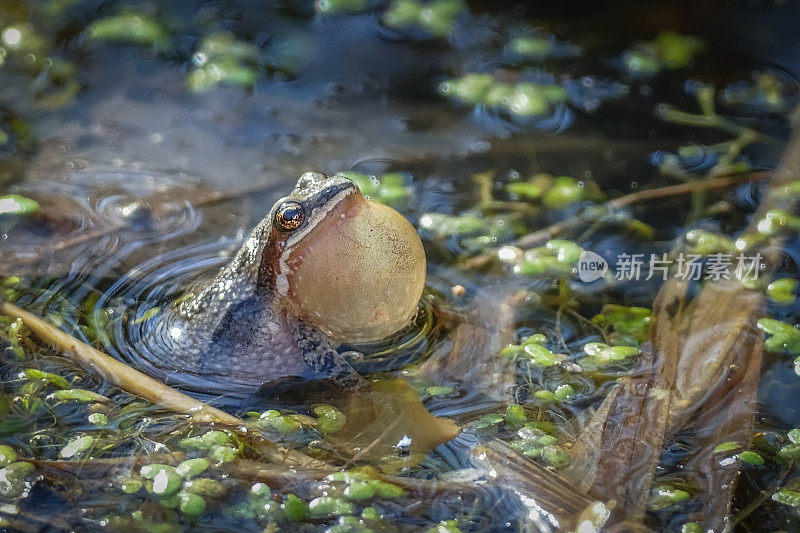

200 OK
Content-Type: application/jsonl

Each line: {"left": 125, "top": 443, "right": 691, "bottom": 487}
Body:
{"left": 591, "top": 305, "right": 652, "bottom": 345}
{"left": 767, "top": 278, "right": 797, "bottom": 305}
{"left": 47, "top": 388, "right": 109, "bottom": 403}
{"left": 87, "top": 11, "right": 170, "bottom": 50}
{"left": 383, "top": 0, "right": 466, "bottom": 37}
{"left": 440, "top": 74, "right": 566, "bottom": 117}
{"left": 648, "top": 483, "right": 690, "bottom": 510}
{"left": 316, "top": 0, "right": 370, "bottom": 15}
{"left": 757, "top": 318, "right": 800, "bottom": 355}
{"left": 0, "top": 445, "right": 17, "bottom": 466}
{"left": 722, "top": 71, "right": 793, "bottom": 111}
{"left": 419, "top": 212, "right": 485, "bottom": 236}
{"left": 336, "top": 171, "right": 411, "bottom": 206}
{"left": 509, "top": 36, "right": 550, "bottom": 58}
{"left": 499, "top": 333, "right": 565, "bottom": 367}
{"left": 0, "top": 20, "right": 80, "bottom": 109}
{"left": 581, "top": 342, "right": 640, "bottom": 366}
{"left": 0, "top": 194, "right": 39, "bottom": 215}
{"left": 684, "top": 229, "right": 735, "bottom": 255}
{"left": 256, "top": 409, "right": 304, "bottom": 434}
{"left": 508, "top": 424, "right": 569, "bottom": 468}
{"left": 623, "top": 31, "right": 705, "bottom": 76}
{"left": 756, "top": 208, "right": 800, "bottom": 236}
{"left": 418, "top": 210, "right": 523, "bottom": 254}
{"left": 505, "top": 174, "right": 600, "bottom": 208}
{"left": 0, "top": 460, "right": 35, "bottom": 498}
{"left": 504, "top": 404, "right": 526, "bottom": 430}
{"left": 59, "top": 435, "right": 95, "bottom": 458}
{"left": 502, "top": 239, "right": 584, "bottom": 277}
{"left": 314, "top": 404, "right": 347, "bottom": 433}
{"left": 427, "top": 520, "right": 462, "bottom": 533}
{"left": 128, "top": 460, "right": 227, "bottom": 517}
{"left": 188, "top": 32, "right": 260, "bottom": 91}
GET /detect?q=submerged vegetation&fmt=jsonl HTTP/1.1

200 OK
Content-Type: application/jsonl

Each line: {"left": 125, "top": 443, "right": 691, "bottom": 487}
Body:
{"left": 2, "top": 0, "right": 800, "bottom": 531}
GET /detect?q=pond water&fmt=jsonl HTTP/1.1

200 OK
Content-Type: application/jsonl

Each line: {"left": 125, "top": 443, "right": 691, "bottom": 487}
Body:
{"left": 2, "top": 0, "right": 800, "bottom": 531}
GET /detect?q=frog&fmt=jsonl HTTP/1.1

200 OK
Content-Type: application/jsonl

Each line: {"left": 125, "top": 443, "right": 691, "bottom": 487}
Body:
{"left": 149, "top": 171, "right": 427, "bottom": 391}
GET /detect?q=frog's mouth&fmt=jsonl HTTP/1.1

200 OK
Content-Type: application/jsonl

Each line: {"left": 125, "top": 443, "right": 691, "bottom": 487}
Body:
{"left": 283, "top": 183, "right": 358, "bottom": 250}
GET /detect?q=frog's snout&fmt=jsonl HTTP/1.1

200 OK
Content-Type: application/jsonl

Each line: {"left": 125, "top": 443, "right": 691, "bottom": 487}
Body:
{"left": 286, "top": 195, "right": 427, "bottom": 343}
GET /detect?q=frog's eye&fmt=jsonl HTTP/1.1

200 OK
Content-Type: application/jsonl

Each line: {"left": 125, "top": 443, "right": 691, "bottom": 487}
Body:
{"left": 274, "top": 202, "right": 305, "bottom": 232}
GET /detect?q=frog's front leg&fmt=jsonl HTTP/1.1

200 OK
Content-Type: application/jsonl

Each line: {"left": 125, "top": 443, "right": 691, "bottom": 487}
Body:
{"left": 291, "top": 320, "right": 367, "bottom": 389}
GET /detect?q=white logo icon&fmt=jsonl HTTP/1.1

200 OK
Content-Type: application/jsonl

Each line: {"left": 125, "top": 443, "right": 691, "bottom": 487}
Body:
{"left": 577, "top": 251, "right": 608, "bottom": 282}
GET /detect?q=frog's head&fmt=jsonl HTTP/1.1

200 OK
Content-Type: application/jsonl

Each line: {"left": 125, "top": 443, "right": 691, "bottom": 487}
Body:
{"left": 258, "top": 171, "right": 426, "bottom": 343}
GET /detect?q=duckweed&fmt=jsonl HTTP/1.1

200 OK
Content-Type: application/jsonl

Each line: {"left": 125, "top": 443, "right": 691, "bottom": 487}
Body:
{"left": 257, "top": 409, "right": 303, "bottom": 434}
{"left": 767, "top": 278, "right": 797, "bottom": 304}
{"left": 179, "top": 430, "right": 231, "bottom": 450}
{"left": 592, "top": 305, "right": 652, "bottom": 344}
{"left": 250, "top": 482, "right": 272, "bottom": 500}
{"left": 184, "top": 478, "right": 226, "bottom": 498}
{"left": 178, "top": 490, "right": 206, "bottom": 516}
{"left": 738, "top": 451, "right": 764, "bottom": 466}
{"left": 208, "top": 444, "right": 239, "bottom": 462}
{"left": 424, "top": 385, "right": 455, "bottom": 397}
{"left": 369, "top": 479, "right": 405, "bottom": 498}
{"left": 87, "top": 12, "right": 169, "bottom": 49}
{"left": 509, "top": 239, "right": 585, "bottom": 277}
{"left": 175, "top": 458, "right": 210, "bottom": 479}
{"left": 337, "top": 171, "right": 411, "bottom": 206}
{"left": 316, "top": 0, "right": 369, "bottom": 15}
{"left": 757, "top": 209, "right": 800, "bottom": 236}
{"left": 59, "top": 435, "right": 94, "bottom": 458}
{"left": 440, "top": 74, "right": 566, "bottom": 117}
{"left": 419, "top": 212, "right": 485, "bottom": 236}
{"left": 0, "top": 194, "right": 39, "bottom": 216}
{"left": 21, "top": 368, "right": 70, "bottom": 389}
{"left": 343, "top": 480, "right": 375, "bottom": 500}
{"left": 757, "top": 318, "right": 800, "bottom": 354}
{"left": 509, "top": 36, "right": 551, "bottom": 58}
{"left": 684, "top": 230, "right": 735, "bottom": 255}
{"left": 141, "top": 465, "right": 183, "bottom": 496}
{"left": 582, "top": 342, "right": 640, "bottom": 364}
{"left": 87, "top": 413, "right": 107, "bottom": 425}
{"left": 0, "top": 461, "right": 34, "bottom": 498}
{"left": 473, "top": 413, "right": 504, "bottom": 429}
{"left": 428, "top": 520, "right": 462, "bottom": 533}
{"left": 553, "top": 384, "right": 575, "bottom": 401}
{"left": 649, "top": 484, "right": 690, "bottom": 510}
{"left": 504, "top": 404, "right": 526, "bottom": 430}
{"left": 0, "top": 445, "right": 17, "bottom": 467}
{"left": 1, "top": 460, "right": 33, "bottom": 480}
{"left": 120, "top": 478, "right": 143, "bottom": 494}
{"left": 542, "top": 177, "right": 588, "bottom": 209}
{"left": 383, "top": 0, "right": 465, "bottom": 37}
{"left": 509, "top": 426, "right": 568, "bottom": 468}
{"left": 283, "top": 493, "right": 309, "bottom": 521}
{"left": 499, "top": 334, "right": 566, "bottom": 367}
{"left": 713, "top": 441, "right": 741, "bottom": 453}
{"left": 623, "top": 31, "right": 705, "bottom": 75}
{"left": 773, "top": 487, "right": 800, "bottom": 507}
{"left": 308, "top": 496, "right": 355, "bottom": 518}
{"left": 314, "top": 404, "right": 347, "bottom": 433}
{"left": 681, "top": 522, "right": 703, "bottom": 533}
{"left": 188, "top": 32, "right": 260, "bottom": 91}
{"left": 327, "top": 515, "right": 377, "bottom": 532}
{"left": 505, "top": 174, "right": 552, "bottom": 200}
{"left": 48, "top": 388, "right": 110, "bottom": 403}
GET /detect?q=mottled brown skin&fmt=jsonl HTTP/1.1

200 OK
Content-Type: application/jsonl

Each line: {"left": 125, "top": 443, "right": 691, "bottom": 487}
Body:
{"left": 156, "top": 172, "right": 426, "bottom": 389}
